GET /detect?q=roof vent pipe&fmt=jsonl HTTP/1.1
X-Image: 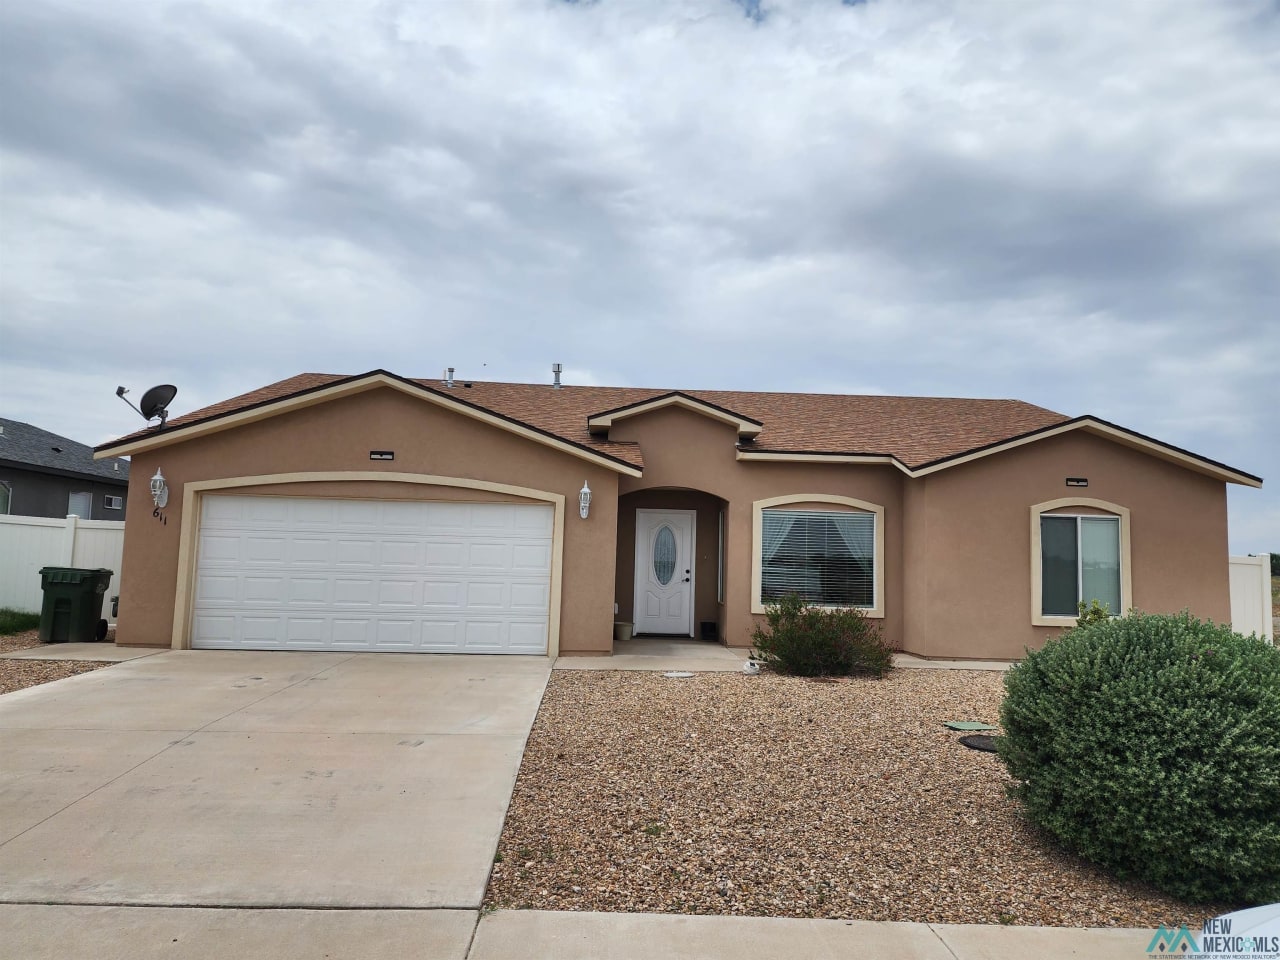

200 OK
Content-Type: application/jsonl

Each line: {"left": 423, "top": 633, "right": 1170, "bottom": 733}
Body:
{"left": 552, "top": 363, "right": 563, "bottom": 389}
{"left": 445, "top": 367, "right": 455, "bottom": 388}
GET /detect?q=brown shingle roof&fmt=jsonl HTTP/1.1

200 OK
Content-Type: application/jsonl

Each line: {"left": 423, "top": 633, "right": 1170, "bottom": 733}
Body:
{"left": 97, "top": 370, "right": 1071, "bottom": 470}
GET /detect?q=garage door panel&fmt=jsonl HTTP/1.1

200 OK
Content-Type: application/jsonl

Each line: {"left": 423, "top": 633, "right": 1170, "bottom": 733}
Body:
{"left": 512, "top": 543, "right": 552, "bottom": 571}
{"left": 196, "top": 575, "right": 239, "bottom": 603}
{"left": 420, "top": 621, "right": 462, "bottom": 650}
{"left": 377, "top": 579, "right": 419, "bottom": 606}
{"left": 332, "top": 619, "right": 373, "bottom": 647}
{"left": 424, "top": 541, "right": 466, "bottom": 568}
{"left": 335, "top": 539, "right": 377, "bottom": 566}
{"left": 288, "top": 538, "right": 332, "bottom": 565}
{"left": 193, "top": 495, "right": 553, "bottom": 653}
{"left": 289, "top": 577, "right": 330, "bottom": 604}
{"left": 421, "top": 581, "right": 462, "bottom": 606}
{"left": 380, "top": 540, "right": 422, "bottom": 567}
{"left": 466, "top": 542, "right": 510, "bottom": 570}
{"left": 465, "top": 581, "right": 506, "bottom": 608}
{"left": 508, "top": 621, "right": 550, "bottom": 652}
{"left": 244, "top": 537, "right": 287, "bottom": 564}
{"left": 462, "top": 620, "right": 506, "bottom": 650}
{"left": 374, "top": 620, "right": 416, "bottom": 647}
{"left": 334, "top": 579, "right": 375, "bottom": 605}
{"left": 285, "top": 617, "right": 328, "bottom": 645}
{"left": 510, "top": 581, "right": 551, "bottom": 611}
{"left": 199, "top": 535, "right": 240, "bottom": 563}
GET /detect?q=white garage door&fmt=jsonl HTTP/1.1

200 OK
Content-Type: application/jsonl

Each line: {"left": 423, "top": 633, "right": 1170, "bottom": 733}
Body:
{"left": 192, "top": 495, "right": 553, "bottom": 654}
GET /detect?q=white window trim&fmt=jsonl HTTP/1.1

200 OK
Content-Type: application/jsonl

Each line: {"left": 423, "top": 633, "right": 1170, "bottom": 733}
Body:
{"left": 751, "top": 494, "right": 885, "bottom": 617}
{"left": 1030, "top": 497, "right": 1132, "bottom": 627}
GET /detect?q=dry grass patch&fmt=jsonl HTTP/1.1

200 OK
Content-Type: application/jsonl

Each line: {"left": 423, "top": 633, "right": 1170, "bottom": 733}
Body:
{"left": 486, "top": 670, "right": 1220, "bottom": 927}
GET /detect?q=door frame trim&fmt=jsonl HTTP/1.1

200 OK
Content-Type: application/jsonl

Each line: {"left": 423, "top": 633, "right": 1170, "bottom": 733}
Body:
{"left": 632, "top": 508, "right": 697, "bottom": 637}
{"left": 173, "top": 471, "right": 566, "bottom": 655}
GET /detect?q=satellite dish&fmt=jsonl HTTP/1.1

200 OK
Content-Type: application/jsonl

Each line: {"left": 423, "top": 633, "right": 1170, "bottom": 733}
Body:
{"left": 139, "top": 384, "right": 178, "bottom": 423}
{"left": 115, "top": 383, "right": 178, "bottom": 428}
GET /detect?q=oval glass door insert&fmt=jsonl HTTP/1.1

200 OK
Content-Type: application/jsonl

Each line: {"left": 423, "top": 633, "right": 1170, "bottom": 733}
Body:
{"left": 653, "top": 526, "right": 677, "bottom": 585}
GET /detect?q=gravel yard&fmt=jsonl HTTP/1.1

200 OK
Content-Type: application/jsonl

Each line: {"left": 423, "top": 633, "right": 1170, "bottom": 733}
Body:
{"left": 0, "top": 629, "right": 44, "bottom": 654}
{"left": 0, "top": 629, "right": 116, "bottom": 695}
{"left": 486, "top": 669, "right": 1224, "bottom": 927}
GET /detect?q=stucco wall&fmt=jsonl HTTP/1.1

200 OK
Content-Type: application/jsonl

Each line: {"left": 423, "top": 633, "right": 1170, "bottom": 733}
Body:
{"left": 611, "top": 407, "right": 905, "bottom": 650}
{"left": 116, "top": 387, "right": 620, "bottom": 653}
{"left": 904, "top": 430, "right": 1230, "bottom": 660}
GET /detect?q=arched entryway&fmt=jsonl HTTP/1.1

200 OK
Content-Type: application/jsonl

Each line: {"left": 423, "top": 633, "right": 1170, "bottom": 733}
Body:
{"left": 615, "top": 487, "right": 728, "bottom": 644}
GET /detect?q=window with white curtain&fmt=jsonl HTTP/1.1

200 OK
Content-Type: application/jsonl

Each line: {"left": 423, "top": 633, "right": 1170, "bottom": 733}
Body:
{"left": 760, "top": 509, "right": 875, "bottom": 607}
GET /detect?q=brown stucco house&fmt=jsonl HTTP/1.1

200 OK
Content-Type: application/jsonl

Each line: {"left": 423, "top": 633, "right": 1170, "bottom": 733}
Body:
{"left": 93, "top": 369, "right": 1262, "bottom": 660}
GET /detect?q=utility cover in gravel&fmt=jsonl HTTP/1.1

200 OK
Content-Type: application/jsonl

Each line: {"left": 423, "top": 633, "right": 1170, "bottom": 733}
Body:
{"left": 485, "top": 670, "right": 1228, "bottom": 927}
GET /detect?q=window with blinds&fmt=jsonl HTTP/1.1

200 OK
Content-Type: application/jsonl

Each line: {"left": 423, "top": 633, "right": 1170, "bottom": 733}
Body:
{"left": 760, "top": 509, "right": 875, "bottom": 607}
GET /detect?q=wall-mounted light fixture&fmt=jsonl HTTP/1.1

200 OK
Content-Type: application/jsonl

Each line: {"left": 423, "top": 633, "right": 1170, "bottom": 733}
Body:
{"left": 579, "top": 482, "right": 592, "bottom": 519}
{"left": 150, "top": 469, "right": 169, "bottom": 508}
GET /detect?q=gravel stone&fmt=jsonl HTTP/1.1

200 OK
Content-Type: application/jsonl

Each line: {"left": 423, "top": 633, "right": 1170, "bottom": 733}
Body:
{"left": 0, "top": 629, "right": 116, "bottom": 694}
{"left": 485, "top": 670, "right": 1229, "bottom": 926}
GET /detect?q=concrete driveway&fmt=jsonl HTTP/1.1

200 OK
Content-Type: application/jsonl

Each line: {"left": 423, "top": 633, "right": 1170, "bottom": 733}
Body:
{"left": 0, "top": 650, "right": 549, "bottom": 957}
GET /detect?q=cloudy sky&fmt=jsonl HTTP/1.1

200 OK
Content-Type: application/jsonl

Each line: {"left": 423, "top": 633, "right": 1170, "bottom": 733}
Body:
{"left": 1, "top": 0, "right": 1276, "bottom": 552}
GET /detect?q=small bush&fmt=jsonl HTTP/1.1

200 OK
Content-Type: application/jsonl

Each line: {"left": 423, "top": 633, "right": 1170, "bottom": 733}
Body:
{"left": 751, "top": 594, "right": 894, "bottom": 677}
{"left": 1073, "top": 598, "right": 1113, "bottom": 627}
{"left": 999, "top": 610, "right": 1280, "bottom": 904}
{"left": 0, "top": 608, "right": 40, "bottom": 636}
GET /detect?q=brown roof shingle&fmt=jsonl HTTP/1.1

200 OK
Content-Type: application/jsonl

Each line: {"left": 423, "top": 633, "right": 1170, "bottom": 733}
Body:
{"left": 97, "top": 370, "right": 1071, "bottom": 470}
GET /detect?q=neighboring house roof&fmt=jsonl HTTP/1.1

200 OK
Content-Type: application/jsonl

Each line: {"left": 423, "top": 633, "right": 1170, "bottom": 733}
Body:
{"left": 92, "top": 370, "right": 1262, "bottom": 487}
{"left": 1, "top": 417, "right": 130, "bottom": 484}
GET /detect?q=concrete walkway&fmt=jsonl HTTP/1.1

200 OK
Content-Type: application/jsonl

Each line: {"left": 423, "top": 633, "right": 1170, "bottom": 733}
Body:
{"left": 0, "top": 641, "right": 160, "bottom": 661}
{"left": 556, "top": 637, "right": 749, "bottom": 672}
{"left": 0, "top": 906, "right": 1154, "bottom": 959}
{"left": 555, "top": 639, "right": 1014, "bottom": 673}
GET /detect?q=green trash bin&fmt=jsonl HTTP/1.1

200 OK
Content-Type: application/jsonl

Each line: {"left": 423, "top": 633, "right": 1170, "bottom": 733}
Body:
{"left": 38, "top": 567, "right": 114, "bottom": 644}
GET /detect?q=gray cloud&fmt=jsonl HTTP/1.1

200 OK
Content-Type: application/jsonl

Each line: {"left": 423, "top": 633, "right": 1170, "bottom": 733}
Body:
{"left": 1, "top": 0, "right": 1276, "bottom": 550}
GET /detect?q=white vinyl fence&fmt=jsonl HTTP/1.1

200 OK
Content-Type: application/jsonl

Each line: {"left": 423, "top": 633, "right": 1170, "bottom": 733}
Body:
{"left": 0, "top": 515, "right": 125, "bottom": 616}
{"left": 1229, "top": 555, "right": 1274, "bottom": 643}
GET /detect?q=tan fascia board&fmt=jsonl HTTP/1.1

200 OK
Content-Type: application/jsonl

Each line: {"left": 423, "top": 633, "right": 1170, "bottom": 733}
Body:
{"left": 736, "top": 450, "right": 911, "bottom": 474}
{"left": 908, "top": 417, "right": 1262, "bottom": 487}
{"left": 589, "top": 394, "right": 763, "bottom": 439}
{"left": 93, "top": 372, "right": 644, "bottom": 478}
{"left": 738, "top": 418, "right": 1261, "bottom": 488}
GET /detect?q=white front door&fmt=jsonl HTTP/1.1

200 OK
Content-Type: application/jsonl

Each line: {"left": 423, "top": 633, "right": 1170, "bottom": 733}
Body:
{"left": 633, "top": 509, "right": 695, "bottom": 636}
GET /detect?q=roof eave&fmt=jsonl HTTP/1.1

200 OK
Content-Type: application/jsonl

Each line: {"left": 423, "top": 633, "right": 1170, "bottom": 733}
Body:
{"left": 908, "top": 416, "right": 1261, "bottom": 486}
{"left": 588, "top": 392, "right": 763, "bottom": 440}
{"left": 737, "top": 417, "right": 1261, "bottom": 487}
{"left": 93, "top": 370, "right": 644, "bottom": 478}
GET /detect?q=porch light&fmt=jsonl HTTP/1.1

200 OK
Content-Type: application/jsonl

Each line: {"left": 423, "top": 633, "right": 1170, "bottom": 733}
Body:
{"left": 150, "top": 469, "right": 169, "bottom": 509}
{"left": 579, "top": 482, "right": 591, "bottom": 520}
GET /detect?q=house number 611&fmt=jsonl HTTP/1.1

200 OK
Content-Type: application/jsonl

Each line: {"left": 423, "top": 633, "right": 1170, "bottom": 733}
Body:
{"left": 153, "top": 507, "right": 167, "bottom": 525}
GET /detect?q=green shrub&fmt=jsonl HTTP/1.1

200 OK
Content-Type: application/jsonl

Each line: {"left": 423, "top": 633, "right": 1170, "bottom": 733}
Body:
{"left": 999, "top": 610, "right": 1280, "bottom": 904}
{"left": 0, "top": 608, "right": 40, "bottom": 636}
{"left": 1073, "top": 598, "right": 1113, "bottom": 627}
{"left": 751, "top": 593, "right": 894, "bottom": 678}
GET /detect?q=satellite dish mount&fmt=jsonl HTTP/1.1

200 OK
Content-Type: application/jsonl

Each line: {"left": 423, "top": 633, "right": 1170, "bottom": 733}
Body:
{"left": 116, "top": 384, "right": 178, "bottom": 429}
